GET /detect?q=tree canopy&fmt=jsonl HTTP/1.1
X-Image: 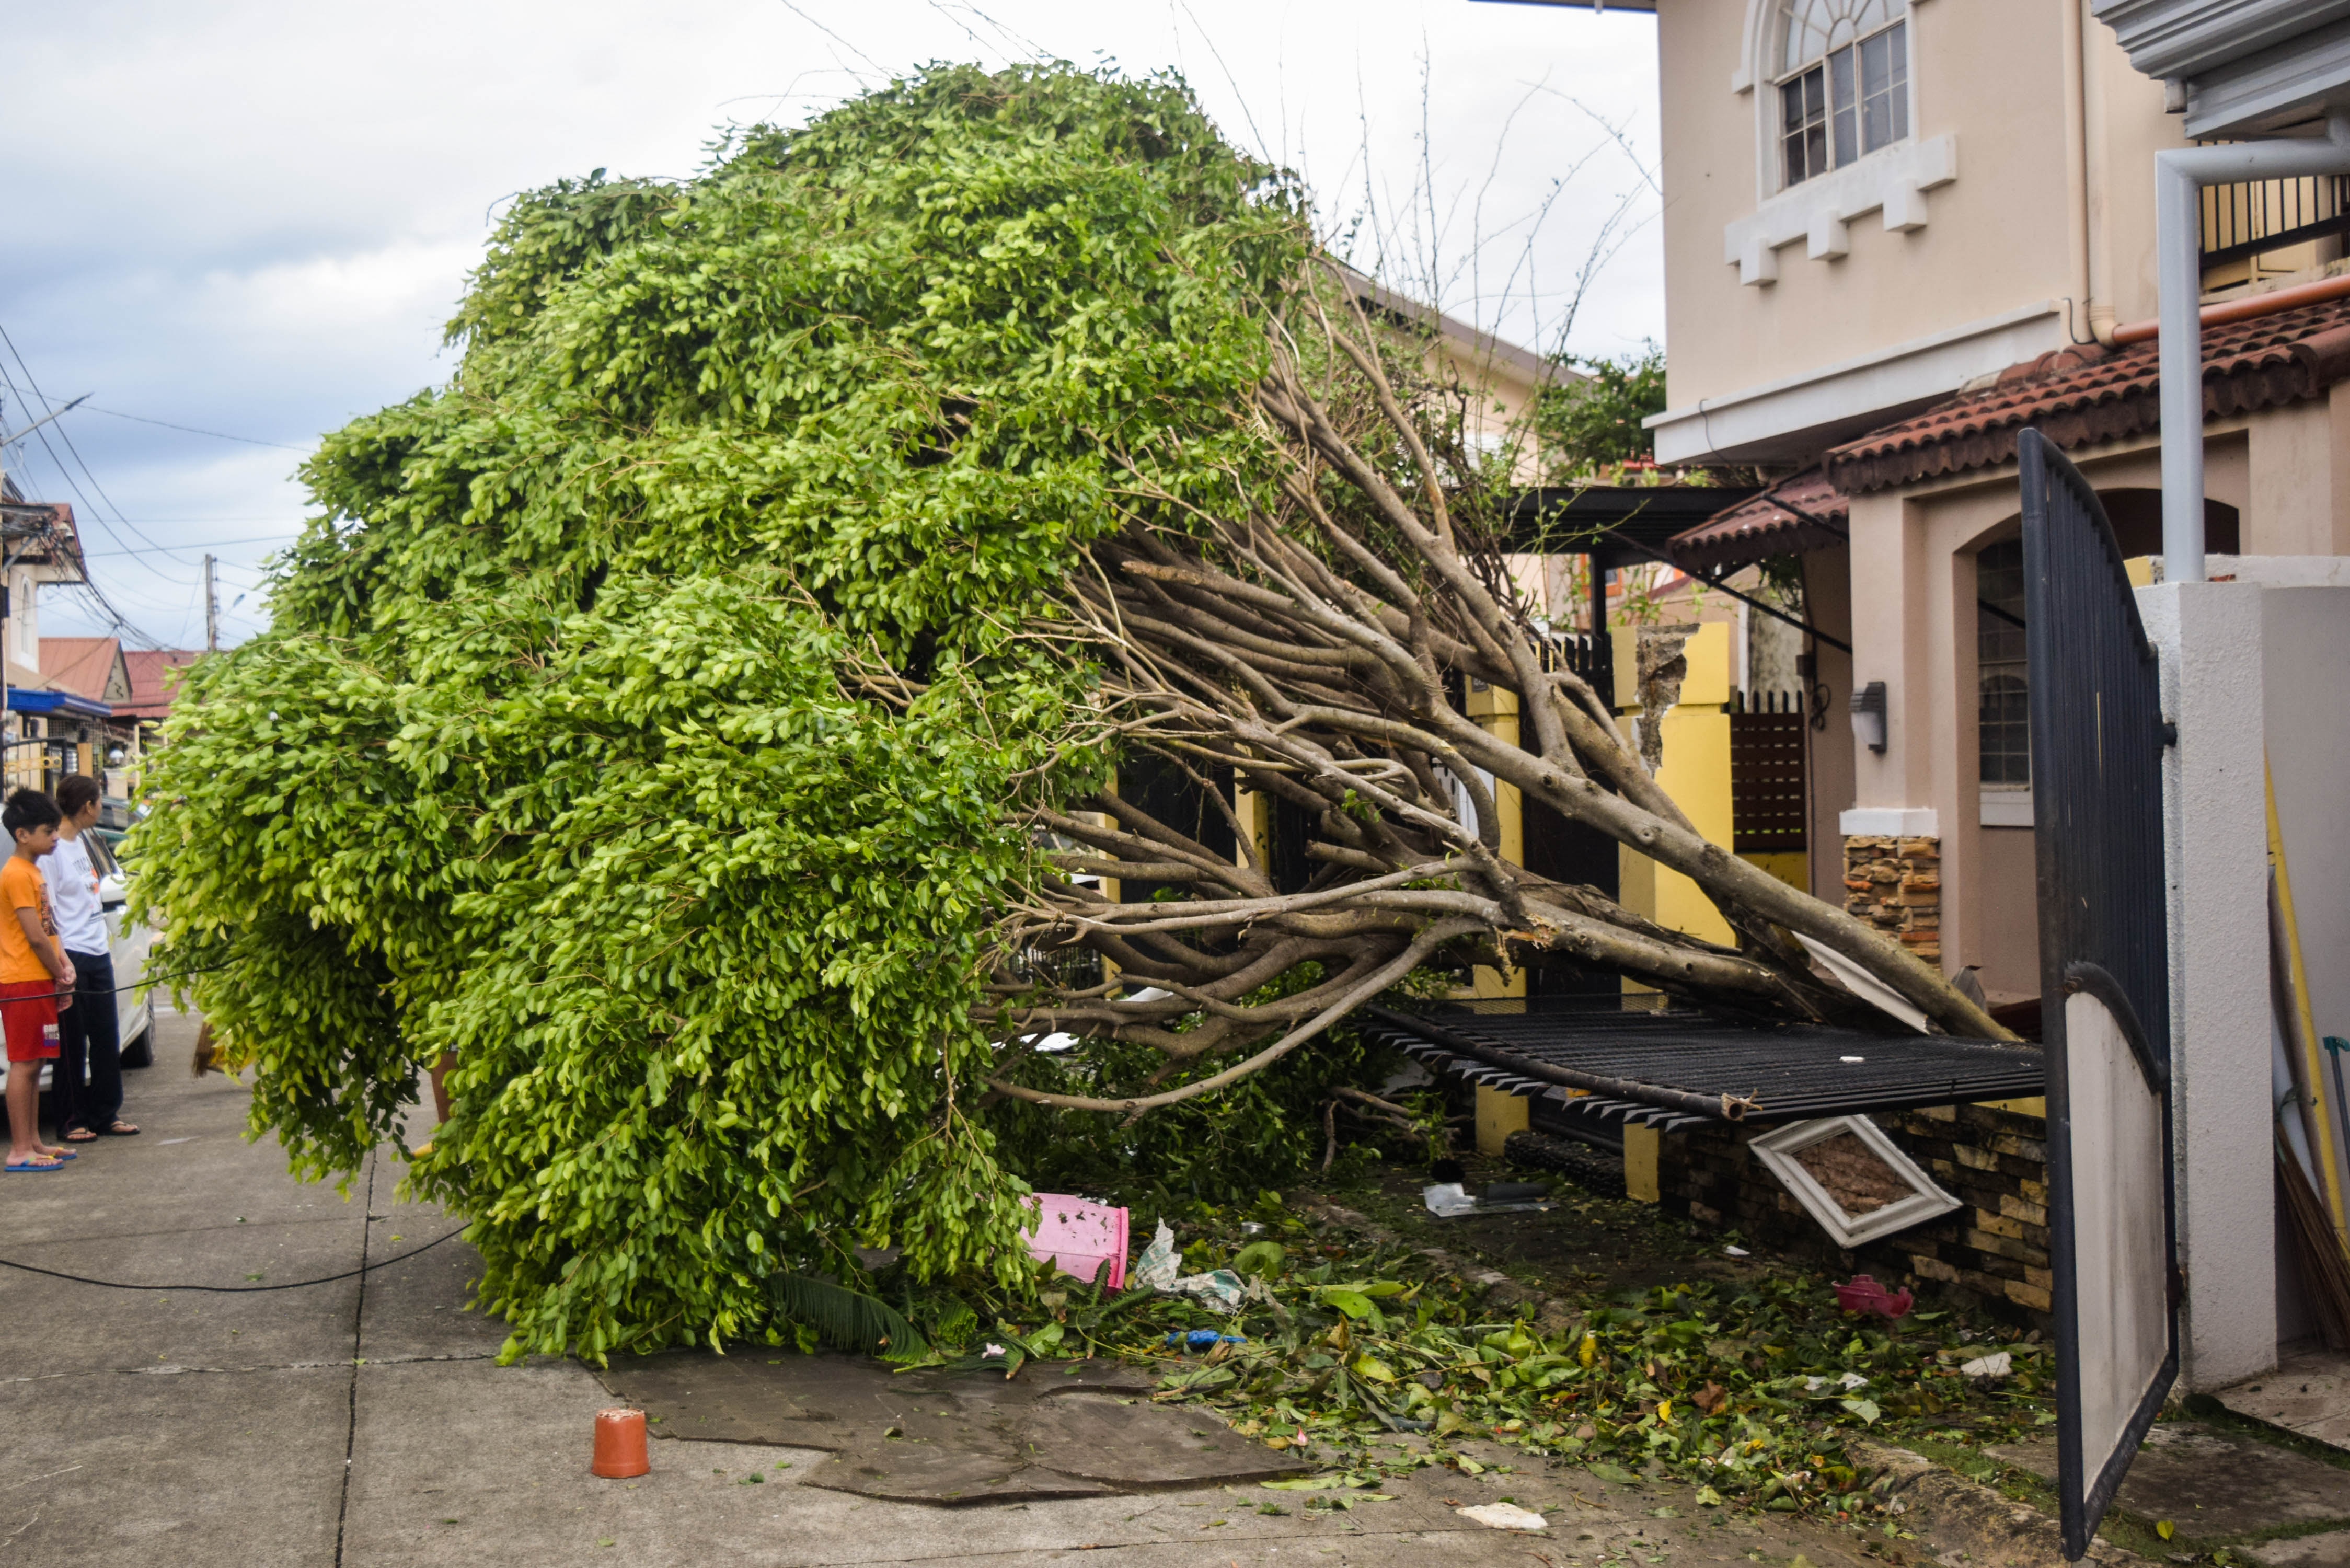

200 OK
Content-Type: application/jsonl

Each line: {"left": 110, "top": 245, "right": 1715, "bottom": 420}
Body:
{"left": 137, "top": 63, "right": 1308, "bottom": 1361}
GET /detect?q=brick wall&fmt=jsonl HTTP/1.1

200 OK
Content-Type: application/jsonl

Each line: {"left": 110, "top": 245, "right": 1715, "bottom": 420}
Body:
{"left": 1843, "top": 834, "right": 1942, "bottom": 964}
{"left": 1657, "top": 1100, "right": 2052, "bottom": 1324}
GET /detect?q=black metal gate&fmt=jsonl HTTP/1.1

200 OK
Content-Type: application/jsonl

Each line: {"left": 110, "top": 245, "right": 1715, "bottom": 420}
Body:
{"left": 2019, "top": 428, "right": 2178, "bottom": 1561}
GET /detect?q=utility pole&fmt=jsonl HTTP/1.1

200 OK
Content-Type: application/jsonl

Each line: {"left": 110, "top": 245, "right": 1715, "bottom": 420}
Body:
{"left": 203, "top": 553, "right": 218, "bottom": 653}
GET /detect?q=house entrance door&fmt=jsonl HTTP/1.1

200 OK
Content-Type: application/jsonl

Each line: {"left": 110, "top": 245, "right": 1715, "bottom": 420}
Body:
{"left": 2019, "top": 428, "right": 2178, "bottom": 1561}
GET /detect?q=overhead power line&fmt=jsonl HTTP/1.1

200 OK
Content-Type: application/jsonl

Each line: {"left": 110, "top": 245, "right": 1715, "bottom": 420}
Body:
{"left": 0, "top": 329, "right": 185, "bottom": 650}
{"left": 79, "top": 405, "right": 313, "bottom": 453}
{"left": 79, "top": 532, "right": 300, "bottom": 560}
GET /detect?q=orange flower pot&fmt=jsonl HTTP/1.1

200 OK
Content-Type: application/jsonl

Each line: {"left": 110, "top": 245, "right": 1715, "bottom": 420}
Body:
{"left": 591, "top": 1406, "right": 651, "bottom": 1478}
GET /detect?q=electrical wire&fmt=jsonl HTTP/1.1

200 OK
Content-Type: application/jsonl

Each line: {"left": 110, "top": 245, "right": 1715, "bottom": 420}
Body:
{"left": 0, "top": 1227, "right": 467, "bottom": 1293}
{"left": 0, "top": 322, "right": 187, "bottom": 564}
{"left": 0, "top": 324, "right": 216, "bottom": 650}
{"left": 79, "top": 533, "right": 299, "bottom": 560}
{"left": 78, "top": 405, "right": 311, "bottom": 453}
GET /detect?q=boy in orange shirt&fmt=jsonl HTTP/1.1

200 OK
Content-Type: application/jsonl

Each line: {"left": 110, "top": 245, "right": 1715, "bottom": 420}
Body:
{"left": 2, "top": 788, "right": 75, "bottom": 1172}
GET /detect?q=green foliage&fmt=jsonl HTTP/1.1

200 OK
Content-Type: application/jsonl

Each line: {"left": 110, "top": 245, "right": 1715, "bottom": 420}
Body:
{"left": 1533, "top": 341, "right": 1667, "bottom": 481}
{"left": 988, "top": 1003, "right": 1406, "bottom": 1206}
{"left": 978, "top": 1202, "right": 2053, "bottom": 1518}
{"left": 768, "top": 1273, "right": 930, "bottom": 1360}
{"left": 132, "top": 62, "right": 1308, "bottom": 1363}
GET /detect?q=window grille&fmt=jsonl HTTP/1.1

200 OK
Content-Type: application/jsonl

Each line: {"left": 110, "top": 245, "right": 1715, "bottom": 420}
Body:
{"left": 1977, "top": 539, "right": 2030, "bottom": 790}
{"left": 1732, "top": 691, "right": 1810, "bottom": 853}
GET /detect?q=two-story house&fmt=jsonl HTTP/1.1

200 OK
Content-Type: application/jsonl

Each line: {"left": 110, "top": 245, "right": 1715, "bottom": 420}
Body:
{"left": 1511, "top": 0, "right": 2350, "bottom": 1011}
{"left": 1478, "top": 2, "right": 2350, "bottom": 1398}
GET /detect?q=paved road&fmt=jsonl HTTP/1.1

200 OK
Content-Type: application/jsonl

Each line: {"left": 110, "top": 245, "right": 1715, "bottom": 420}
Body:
{"left": 0, "top": 1005, "right": 1880, "bottom": 1567}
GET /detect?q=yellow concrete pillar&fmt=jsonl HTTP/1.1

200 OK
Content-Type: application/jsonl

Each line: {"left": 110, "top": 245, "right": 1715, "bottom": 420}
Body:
{"left": 1609, "top": 624, "right": 1734, "bottom": 1201}
{"left": 1623, "top": 1123, "right": 1661, "bottom": 1203}
{"left": 1464, "top": 682, "right": 1527, "bottom": 999}
{"left": 1232, "top": 785, "right": 1271, "bottom": 873}
{"left": 1476, "top": 1085, "right": 1530, "bottom": 1156}
{"left": 1612, "top": 622, "right": 1736, "bottom": 948}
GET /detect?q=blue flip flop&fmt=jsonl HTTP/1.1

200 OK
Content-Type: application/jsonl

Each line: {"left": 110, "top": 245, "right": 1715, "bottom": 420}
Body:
{"left": 5, "top": 1157, "right": 64, "bottom": 1172}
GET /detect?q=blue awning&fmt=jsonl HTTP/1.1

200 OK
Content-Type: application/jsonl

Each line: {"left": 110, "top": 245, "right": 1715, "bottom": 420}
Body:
{"left": 7, "top": 688, "right": 113, "bottom": 719}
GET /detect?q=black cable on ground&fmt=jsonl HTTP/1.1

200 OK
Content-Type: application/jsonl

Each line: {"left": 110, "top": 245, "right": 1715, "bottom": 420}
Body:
{"left": 0, "top": 1224, "right": 466, "bottom": 1293}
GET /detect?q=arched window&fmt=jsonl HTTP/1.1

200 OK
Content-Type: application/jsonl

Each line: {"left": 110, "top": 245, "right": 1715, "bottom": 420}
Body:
{"left": 1776, "top": 0, "right": 1909, "bottom": 188}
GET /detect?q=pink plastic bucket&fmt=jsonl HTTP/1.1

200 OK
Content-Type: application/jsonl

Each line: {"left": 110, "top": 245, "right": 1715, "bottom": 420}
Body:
{"left": 1023, "top": 1194, "right": 1130, "bottom": 1290}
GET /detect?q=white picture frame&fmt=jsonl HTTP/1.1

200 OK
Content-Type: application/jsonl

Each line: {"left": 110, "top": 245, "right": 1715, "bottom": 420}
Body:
{"left": 1750, "top": 1114, "right": 1962, "bottom": 1248}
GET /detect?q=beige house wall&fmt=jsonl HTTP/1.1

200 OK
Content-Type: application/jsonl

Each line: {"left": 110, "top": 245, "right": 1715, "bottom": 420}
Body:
{"left": 1650, "top": 0, "right": 2189, "bottom": 462}
{"left": 1845, "top": 423, "right": 2267, "bottom": 998}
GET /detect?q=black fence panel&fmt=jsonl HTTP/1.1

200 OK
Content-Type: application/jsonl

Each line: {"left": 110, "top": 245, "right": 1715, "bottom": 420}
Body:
{"left": 2019, "top": 426, "right": 2177, "bottom": 1561}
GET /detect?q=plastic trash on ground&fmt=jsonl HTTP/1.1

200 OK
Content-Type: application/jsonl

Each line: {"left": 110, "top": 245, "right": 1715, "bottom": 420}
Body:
{"left": 1959, "top": 1350, "right": 2013, "bottom": 1378}
{"left": 1422, "top": 1182, "right": 1479, "bottom": 1217}
{"left": 1166, "top": 1330, "right": 1247, "bottom": 1348}
{"left": 1131, "top": 1218, "right": 1246, "bottom": 1313}
{"left": 1023, "top": 1194, "right": 1128, "bottom": 1289}
{"left": 1833, "top": 1274, "right": 1914, "bottom": 1319}
{"left": 1458, "top": 1502, "right": 1549, "bottom": 1529}
{"left": 1421, "top": 1181, "right": 1556, "bottom": 1217}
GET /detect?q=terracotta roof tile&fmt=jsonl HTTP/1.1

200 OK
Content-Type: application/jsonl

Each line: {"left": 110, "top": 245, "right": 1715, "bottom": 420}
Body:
{"left": 1826, "top": 295, "right": 2350, "bottom": 495}
{"left": 1666, "top": 469, "right": 1848, "bottom": 573}
{"left": 36, "top": 637, "right": 122, "bottom": 702}
{"left": 118, "top": 649, "right": 203, "bottom": 720}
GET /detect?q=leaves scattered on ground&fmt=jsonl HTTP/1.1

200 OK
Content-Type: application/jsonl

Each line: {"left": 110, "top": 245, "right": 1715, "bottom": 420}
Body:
{"left": 895, "top": 1191, "right": 2054, "bottom": 1524}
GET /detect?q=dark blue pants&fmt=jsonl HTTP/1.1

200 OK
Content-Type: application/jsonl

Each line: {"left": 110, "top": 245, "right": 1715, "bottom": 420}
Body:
{"left": 54, "top": 950, "right": 120, "bottom": 1136}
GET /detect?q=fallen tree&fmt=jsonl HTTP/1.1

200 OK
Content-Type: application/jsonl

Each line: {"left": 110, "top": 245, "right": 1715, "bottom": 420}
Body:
{"left": 985, "top": 271, "right": 2008, "bottom": 1117}
{"left": 133, "top": 63, "right": 2002, "bottom": 1362}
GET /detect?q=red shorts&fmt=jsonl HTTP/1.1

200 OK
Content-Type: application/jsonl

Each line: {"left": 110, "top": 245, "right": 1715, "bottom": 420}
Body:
{"left": 0, "top": 979, "right": 60, "bottom": 1064}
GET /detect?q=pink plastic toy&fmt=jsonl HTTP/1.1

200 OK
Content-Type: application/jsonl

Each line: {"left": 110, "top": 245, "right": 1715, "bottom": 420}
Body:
{"left": 1023, "top": 1195, "right": 1130, "bottom": 1290}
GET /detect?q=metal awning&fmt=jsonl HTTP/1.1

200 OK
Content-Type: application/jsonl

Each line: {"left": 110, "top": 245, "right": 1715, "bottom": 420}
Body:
{"left": 7, "top": 688, "right": 111, "bottom": 719}
{"left": 1361, "top": 998, "right": 2045, "bottom": 1134}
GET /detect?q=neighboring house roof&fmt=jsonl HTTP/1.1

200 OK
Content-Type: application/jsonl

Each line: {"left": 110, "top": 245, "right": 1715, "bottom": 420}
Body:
{"left": 38, "top": 637, "right": 131, "bottom": 705}
{"left": 118, "top": 649, "right": 204, "bottom": 721}
{"left": 0, "top": 479, "right": 87, "bottom": 577}
{"left": 1826, "top": 295, "right": 2350, "bottom": 494}
{"left": 1666, "top": 469, "right": 1849, "bottom": 573}
{"left": 1330, "top": 261, "right": 1572, "bottom": 393}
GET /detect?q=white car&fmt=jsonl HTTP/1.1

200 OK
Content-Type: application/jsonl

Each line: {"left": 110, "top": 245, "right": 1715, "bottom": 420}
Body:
{"left": 0, "top": 828, "right": 155, "bottom": 1097}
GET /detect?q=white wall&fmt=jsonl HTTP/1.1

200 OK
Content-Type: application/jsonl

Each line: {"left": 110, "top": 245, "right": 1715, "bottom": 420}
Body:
{"left": 2141, "top": 580, "right": 2276, "bottom": 1391}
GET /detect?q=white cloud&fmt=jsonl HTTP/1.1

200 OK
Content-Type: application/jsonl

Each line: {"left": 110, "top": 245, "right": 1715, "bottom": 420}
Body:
{"left": 2, "top": 0, "right": 1662, "bottom": 648}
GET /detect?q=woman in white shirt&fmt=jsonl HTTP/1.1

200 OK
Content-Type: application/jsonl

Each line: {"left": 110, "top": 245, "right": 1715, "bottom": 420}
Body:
{"left": 47, "top": 775, "right": 135, "bottom": 1140}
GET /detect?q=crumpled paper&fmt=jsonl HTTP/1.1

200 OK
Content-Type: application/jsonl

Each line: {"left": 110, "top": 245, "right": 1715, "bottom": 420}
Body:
{"left": 1131, "top": 1218, "right": 1246, "bottom": 1313}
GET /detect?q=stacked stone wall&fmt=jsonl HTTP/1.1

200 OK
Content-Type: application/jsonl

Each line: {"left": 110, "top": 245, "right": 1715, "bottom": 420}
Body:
{"left": 1657, "top": 1101, "right": 2051, "bottom": 1324}
{"left": 1842, "top": 834, "right": 1942, "bottom": 964}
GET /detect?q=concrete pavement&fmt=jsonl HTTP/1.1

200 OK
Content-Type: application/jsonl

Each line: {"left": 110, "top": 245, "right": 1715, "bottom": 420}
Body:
{"left": 0, "top": 1005, "right": 1894, "bottom": 1566}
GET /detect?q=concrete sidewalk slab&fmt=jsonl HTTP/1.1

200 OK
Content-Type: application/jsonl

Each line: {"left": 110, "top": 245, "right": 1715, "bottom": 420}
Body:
{"left": 594, "top": 1350, "right": 1306, "bottom": 1503}
{"left": 2223, "top": 1348, "right": 2350, "bottom": 1452}
{"left": 340, "top": 1355, "right": 1872, "bottom": 1568}
{"left": 0, "top": 1364, "right": 350, "bottom": 1565}
{"left": 0, "top": 1017, "right": 1886, "bottom": 1567}
{"left": 2252, "top": 1531, "right": 2350, "bottom": 1566}
{"left": 1993, "top": 1422, "right": 2350, "bottom": 1541}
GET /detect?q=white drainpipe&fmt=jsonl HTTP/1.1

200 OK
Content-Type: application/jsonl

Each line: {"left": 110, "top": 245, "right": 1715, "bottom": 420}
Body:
{"left": 2158, "top": 110, "right": 2350, "bottom": 582}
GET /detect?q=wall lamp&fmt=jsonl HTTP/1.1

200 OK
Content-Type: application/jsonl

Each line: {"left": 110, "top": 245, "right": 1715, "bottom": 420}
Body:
{"left": 1850, "top": 681, "right": 1888, "bottom": 754}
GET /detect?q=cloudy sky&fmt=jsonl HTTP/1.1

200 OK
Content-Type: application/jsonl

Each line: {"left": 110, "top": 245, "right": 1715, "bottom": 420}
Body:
{"left": 0, "top": 0, "right": 1661, "bottom": 650}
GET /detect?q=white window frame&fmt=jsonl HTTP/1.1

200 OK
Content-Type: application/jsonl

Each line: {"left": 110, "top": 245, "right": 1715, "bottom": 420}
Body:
{"left": 1768, "top": 0, "right": 1916, "bottom": 197}
{"left": 1751, "top": 1114, "right": 1962, "bottom": 1248}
